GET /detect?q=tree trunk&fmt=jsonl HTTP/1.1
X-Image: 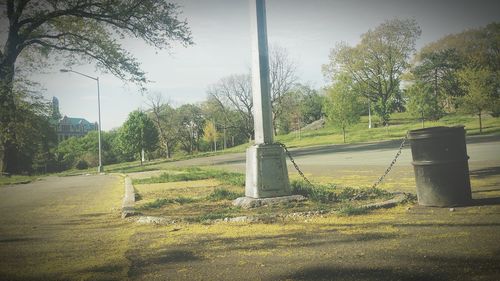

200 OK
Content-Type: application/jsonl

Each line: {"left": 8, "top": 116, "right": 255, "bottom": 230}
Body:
{"left": 478, "top": 111, "right": 483, "bottom": 134}
{"left": 342, "top": 126, "right": 346, "bottom": 143}
{"left": 0, "top": 61, "right": 19, "bottom": 174}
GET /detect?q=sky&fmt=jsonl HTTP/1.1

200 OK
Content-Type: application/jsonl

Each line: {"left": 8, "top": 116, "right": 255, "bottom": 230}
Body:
{"left": 23, "top": 0, "right": 500, "bottom": 130}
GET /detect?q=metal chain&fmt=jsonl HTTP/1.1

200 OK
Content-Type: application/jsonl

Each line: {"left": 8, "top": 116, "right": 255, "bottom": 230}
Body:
{"left": 276, "top": 132, "right": 409, "bottom": 190}
{"left": 276, "top": 142, "right": 315, "bottom": 187}
{"left": 370, "top": 133, "right": 408, "bottom": 189}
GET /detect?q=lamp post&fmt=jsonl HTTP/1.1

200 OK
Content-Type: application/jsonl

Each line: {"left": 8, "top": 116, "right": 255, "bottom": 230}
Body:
{"left": 60, "top": 69, "right": 103, "bottom": 173}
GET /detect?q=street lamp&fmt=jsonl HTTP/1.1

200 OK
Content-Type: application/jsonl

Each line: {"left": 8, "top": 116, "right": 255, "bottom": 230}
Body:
{"left": 60, "top": 69, "right": 103, "bottom": 173}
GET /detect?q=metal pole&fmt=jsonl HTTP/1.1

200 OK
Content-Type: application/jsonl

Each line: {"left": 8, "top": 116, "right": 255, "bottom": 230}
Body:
{"left": 60, "top": 69, "right": 104, "bottom": 173}
{"left": 97, "top": 77, "right": 103, "bottom": 173}
{"left": 368, "top": 101, "right": 372, "bottom": 129}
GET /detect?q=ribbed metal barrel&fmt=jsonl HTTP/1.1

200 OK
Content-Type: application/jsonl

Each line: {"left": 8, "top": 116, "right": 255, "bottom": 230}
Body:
{"left": 408, "top": 126, "right": 472, "bottom": 207}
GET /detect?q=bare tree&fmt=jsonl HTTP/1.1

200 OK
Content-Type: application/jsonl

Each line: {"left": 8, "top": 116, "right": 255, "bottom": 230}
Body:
{"left": 269, "top": 45, "right": 298, "bottom": 135}
{"left": 207, "top": 74, "right": 254, "bottom": 141}
{"left": 146, "top": 92, "right": 177, "bottom": 158}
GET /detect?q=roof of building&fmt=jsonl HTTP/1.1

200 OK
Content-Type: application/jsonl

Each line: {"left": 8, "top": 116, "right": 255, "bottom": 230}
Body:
{"left": 59, "top": 116, "right": 95, "bottom": 127}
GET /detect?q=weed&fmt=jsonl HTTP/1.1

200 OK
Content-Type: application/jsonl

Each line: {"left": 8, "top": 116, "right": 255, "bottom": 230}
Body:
{"left": 207, "top": 188, "right": 243, "bottom": 201}
{"left": 337, "top": 204, "right": 369, "bottom": 216}
{"left": 138, "top": 196, "right": 198, "bottom": 210}
{"left": 291, "top": 180, "right": 390, "bottom": 203}
{"left": 139, "top": 198, "right": 173, "bottom": 209}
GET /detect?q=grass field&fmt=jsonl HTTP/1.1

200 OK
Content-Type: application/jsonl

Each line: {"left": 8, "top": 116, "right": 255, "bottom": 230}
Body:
{"left": 1, "top": 112, "right": 498, "bottom": 186}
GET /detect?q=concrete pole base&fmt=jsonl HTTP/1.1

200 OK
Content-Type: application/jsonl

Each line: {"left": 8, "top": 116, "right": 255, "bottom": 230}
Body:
{"left": 245, "top": 143, "right": 291, "bottom": 198}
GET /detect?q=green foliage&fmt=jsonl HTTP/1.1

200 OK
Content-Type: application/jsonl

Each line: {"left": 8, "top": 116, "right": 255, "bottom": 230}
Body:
{"left": 275, "top": 84, "right": 324, "bottom": 134}
{"left": 337, "top": 204, "right": 369, "bottom": 216}
{"left": 203, "top": 121, "right": 219, "bottom": 151}
{"left": 406, "top": 82, "right": 444, "bottom": 125}
{"left": 2, "top": 93, "right": 58, "bottom": 174}
{"left": 207, "top": 188, "right": 243, "bottom": 201}
{"left": 75, "top": 159, "right": 89, "bottom": 170}
{"left": 457, "top": 67, "right": 497, "bottom": 133}
{"left": 291, "top": 180, "right": 390, "bottom": 203}
{"left": 176, "top": 104, "right": 205, "bottom": 154}
{"left": 1, "top": 0, "right": 193, "bottom": 174}
{"left": 118, "top": 110, "right": 159, "bottom": 164}
{"left": 324, "top": 74, "right": 363, "bottom": 142}
{"left": 324, "top": 18, "right": 421, "bottom": 125}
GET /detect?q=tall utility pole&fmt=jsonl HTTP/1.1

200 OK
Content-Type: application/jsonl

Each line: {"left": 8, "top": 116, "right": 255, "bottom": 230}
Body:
{"left": 244, "top": 0, "right": 291, "bottom": 199}
{"left": 60, "top": 69, "right": 103, "bottom": 173}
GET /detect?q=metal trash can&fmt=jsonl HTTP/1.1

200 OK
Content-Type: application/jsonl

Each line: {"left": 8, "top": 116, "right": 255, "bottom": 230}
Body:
{"left": 408, "top": 126, "right": 472, "bottom": 207}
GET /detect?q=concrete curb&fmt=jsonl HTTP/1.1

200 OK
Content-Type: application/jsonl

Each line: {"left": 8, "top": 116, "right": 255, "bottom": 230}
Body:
{"left": 122, "top": 176, "right": 136, "bottom": 218}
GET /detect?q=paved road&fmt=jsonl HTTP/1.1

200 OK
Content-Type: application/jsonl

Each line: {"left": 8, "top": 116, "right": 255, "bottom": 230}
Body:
{"left": 154, "top": 134, "right": 500, "bottom": 176}
{"left": 0, "top": 174, "right": 129, "bottom": 280}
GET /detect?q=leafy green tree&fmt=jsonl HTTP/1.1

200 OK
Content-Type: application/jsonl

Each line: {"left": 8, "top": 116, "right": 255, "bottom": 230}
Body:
{"left": 1, "top": 0, "right": 192, "bottom": 174}
{"left": 119, "top": 111, "right": 158, "bottom": 165}
{"left": 323, "top": 18, "right": 421, "bottom": 125}
{"left": 324, "top": 75, "right": 363, "bottom": 143}
{"left": 176, "top": 104, "right": 204, "bottom": 154}
{"left": 457, "top": 67, "right": 497, "bottom": 134}
{"left": 12, "top": 93, "right": 57, "bottom": 173}
{"left": 203, "top": 121, "right": 219, "bottom": 152}
{"left": 406, "top": 82, "right": 443, "bottom": 128}
{"left": 412, "top": 48, "right": 463, "bottom": 110}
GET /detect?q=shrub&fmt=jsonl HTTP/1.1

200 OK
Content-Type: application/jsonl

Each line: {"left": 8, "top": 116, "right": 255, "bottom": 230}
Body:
{"left": 75, "top": 159, "right": 89, "bottom": 170}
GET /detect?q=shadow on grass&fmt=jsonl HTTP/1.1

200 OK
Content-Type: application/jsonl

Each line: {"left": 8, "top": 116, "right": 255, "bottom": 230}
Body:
{"left": 127, "top": 248, "right": 200, "bottom": 277}
{"left": 270, "top": 266, "right": 444, "bottom": 281}
{"left": 471, "top": 197, "right": 500, "bottom": 206}
{"left": 126, "top": 230, "right": 396, "bottom": 278}
{"left": 270, "top": 252, "right": 500, "bottom": 281}
{"left": 470, "top": 166, "right": 500, "bottom": 179}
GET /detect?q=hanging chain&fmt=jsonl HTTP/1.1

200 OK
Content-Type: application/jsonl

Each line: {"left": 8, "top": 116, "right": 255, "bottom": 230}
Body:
{"left": 276, "top": 132, "right": 409, "bottom": 190}
{"left": 370, "top": 133, "right": 408, "bottom": 189}
{"left": 276, "top": 142, "right": 315, "bottom": 187}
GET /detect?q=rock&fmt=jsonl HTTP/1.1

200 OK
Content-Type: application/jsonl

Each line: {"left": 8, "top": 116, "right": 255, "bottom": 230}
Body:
{"left": 232, "top": 195, "right": 307, "bottom": 209}
{"left": 449, "top": 208, "right": 455, "bottom": 212}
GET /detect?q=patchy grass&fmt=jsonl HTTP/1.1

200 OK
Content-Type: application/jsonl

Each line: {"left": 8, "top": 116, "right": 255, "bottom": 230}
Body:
{"left": 134, "top": 168, "right": 394, "bottom": 220}
{"left": 336, "top": 203, "right": 370, "bottom": 216}
{"left": 290, "top": 179, "right": 391, "bottom": 203}
{"left": 133, "top": 167, "right": 245, "bottom": 186}
{"left": 207, "top": 188, "right": 244, "bottom": 201}
{"left": 0, "top": 175, "right": 38, "bottom": 186}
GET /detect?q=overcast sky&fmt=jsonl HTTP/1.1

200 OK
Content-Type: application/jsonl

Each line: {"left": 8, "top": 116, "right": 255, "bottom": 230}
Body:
{"left": 29, "top": 0, "right": 500, "bottom": 130}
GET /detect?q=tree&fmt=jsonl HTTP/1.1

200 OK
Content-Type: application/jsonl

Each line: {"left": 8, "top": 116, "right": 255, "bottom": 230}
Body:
{"left": 324, "top": 74, "right": 363, "bottom": 143}
{"left": 119, "top": 111, "right": 158, "bottom": 165}
{"left": 207, "top": 74, "right": 254, "bottom": 141}
{"left": 176, "top": 104, "right": 204, "bottom": 154}
{"left": 203, "top": 121, "right": 218, "bottom": 152}
{"left": 147, "top": 93, "right": 178, "bottom": 158}
{"left": 10, "top": 92, "right": 57, "bottom": 173}
{"left": 457, "top": 67, "right": 497, "bottom": 134}
{"left": 323, "top": 18, "right": 421, "bottom": 125}
{"left": 274, "top": 84, "right": 323, "bottom": 135}
{"left": 405, "top": 82, "right": 443, "bottom": 128}
{"left": 269, "top": 45, "right": 298, "bottom": 134}
{"left": 412, "top": 48, "right": 463, "bottom": 110}
{"left": 1, "top": 0, "right": 192, "bottom": 174}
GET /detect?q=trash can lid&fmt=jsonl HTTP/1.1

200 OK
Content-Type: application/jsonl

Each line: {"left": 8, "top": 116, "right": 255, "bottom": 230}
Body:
{"left": 408, "top": 126, "right": 465, "bottom": 140}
